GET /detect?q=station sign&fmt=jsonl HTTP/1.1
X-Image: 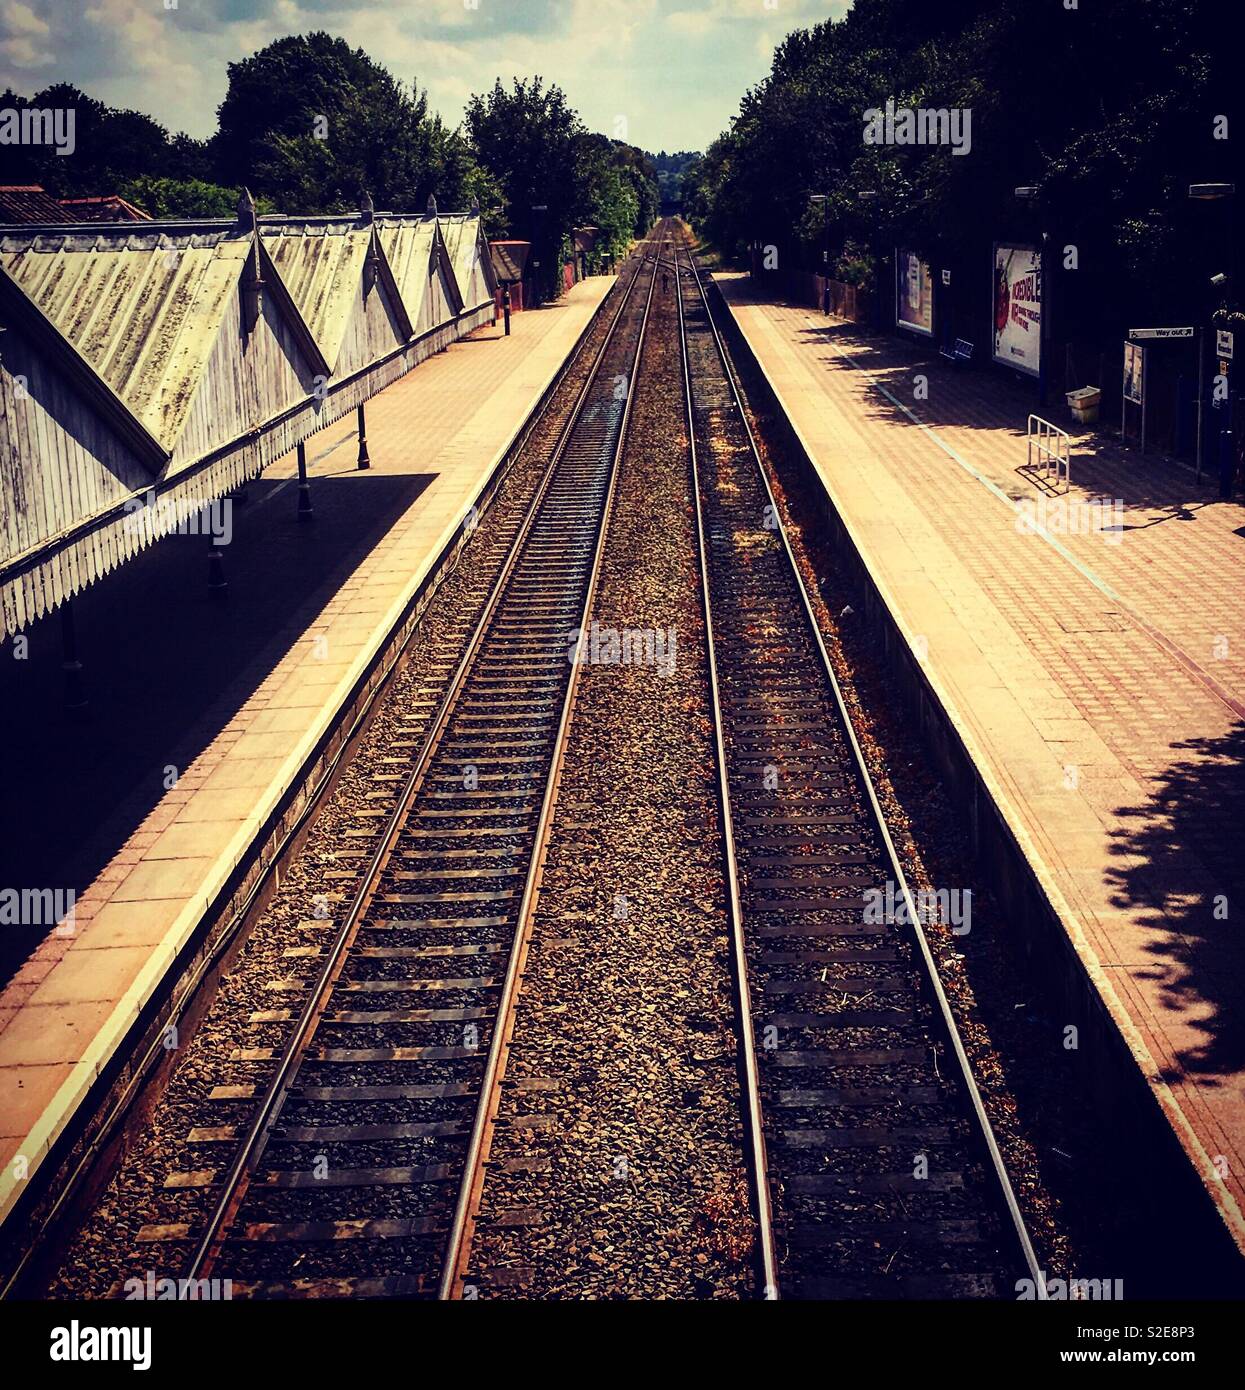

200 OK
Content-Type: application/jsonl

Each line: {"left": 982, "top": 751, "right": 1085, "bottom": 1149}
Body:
{"left": 1217, "top": 328, "right": 1234, "bottom": 360}
{"left": 1128, "top": 326, "right": 1194, "bottom": 340}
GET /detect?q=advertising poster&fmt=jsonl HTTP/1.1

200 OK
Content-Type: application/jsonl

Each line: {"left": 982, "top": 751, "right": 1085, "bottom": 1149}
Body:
{"left": 1123, "top": 341, "right": 1144, "bottom": 404}
{"left": 895, "top": 248, "right": 934, "bottom": 336}
{"left": 992, "top": 243, "right": 1042, "bottom": 378}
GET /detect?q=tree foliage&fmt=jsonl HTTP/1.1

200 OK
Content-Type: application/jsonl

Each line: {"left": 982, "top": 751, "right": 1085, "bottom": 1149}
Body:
{"left": 1, "top": 82, "right": 187, "bottom": 196}
{"left": 688, "top": 0, "right": 1232, "bottom": 345}
{"left": 651, "top": 151, "right": 700, "bottom": 211}
{"left": 4, "top": 35, "right": 658, "bottom": 295}
{"left": 211, "top": 32, "right": 481, "bottom": 214}
{"left": 465, "top": 77, "right": 657, "bottom": 298}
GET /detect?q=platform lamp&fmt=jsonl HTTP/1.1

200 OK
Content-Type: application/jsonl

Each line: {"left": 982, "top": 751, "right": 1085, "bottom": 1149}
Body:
{"left": 856, "top": 188, "right": 881, "bottom": 331}
{"left": 1014, "top": 185, "right": 1050, "bottom": 409}
{"left": 1188, "top": 183, "right": 1236, "bottom": 494}
{"left": 809, "top": 194, "right": 831, "bottom": 314}
{"left": 484, "top": 206, "right": 511, "bottom": 333}
{"left": 531, "top": 204, "right": 548, "bottom": 307}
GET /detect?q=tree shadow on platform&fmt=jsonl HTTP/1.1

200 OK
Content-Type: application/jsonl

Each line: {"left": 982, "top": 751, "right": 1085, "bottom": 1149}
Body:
{"left": 0, "top": 468, "right": 432, "bottom": 989}
{"left": 1104, "top": 720, "right": 1245, "bottom": 1081}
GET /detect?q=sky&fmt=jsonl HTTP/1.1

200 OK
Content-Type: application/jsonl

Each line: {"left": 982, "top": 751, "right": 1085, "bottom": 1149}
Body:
{"left": 0, "top": 0, "right": 849, "bottom": 153}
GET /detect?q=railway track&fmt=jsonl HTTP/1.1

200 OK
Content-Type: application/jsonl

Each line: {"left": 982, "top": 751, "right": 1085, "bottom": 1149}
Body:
{"left": 13, "top": 249, "right": 635, "bottom": 1303}
{"left": 676, "top": 232, "right": 1046, "bottom": 1299}
{"left": 51, "top": 221, "right": 1052, "bottom": 1303}
{"left": 449, "top": 220, "right": 758, "bottom": 1299}
{"left": 127, "top": 238, "right": 661, "bottom": 1300}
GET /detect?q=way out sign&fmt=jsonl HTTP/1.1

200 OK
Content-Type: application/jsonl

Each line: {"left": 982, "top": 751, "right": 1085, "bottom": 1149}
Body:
{"left": 1129, "top": 326, "right": 1194, "bottom": 340}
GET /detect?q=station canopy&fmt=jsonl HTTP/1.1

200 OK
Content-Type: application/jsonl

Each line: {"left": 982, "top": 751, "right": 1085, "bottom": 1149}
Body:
{"left": 0, "top": 195, "right": 494, "bottom": 638}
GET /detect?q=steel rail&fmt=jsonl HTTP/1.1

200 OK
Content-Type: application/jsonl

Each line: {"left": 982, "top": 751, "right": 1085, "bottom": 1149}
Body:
{"left": 183, "top": 252, "right": 653, "bottom": 1284}
{"left": 674, "top": 237, "right": 781, "bottom": 1301}
{"left": 438, "top": 234, "right": 663, "bottom": 1300}
{"left": 677, "top": 233, "right": 1046, "bottom": 1298}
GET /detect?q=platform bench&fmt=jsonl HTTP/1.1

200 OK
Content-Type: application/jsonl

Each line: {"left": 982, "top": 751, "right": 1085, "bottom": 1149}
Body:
{"left": 939, "top": 338, "right": 974, "bottom": 366}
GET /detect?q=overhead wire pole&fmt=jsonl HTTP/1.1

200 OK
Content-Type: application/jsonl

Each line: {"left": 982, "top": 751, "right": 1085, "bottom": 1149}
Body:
{"left": 1015, "top": 186, "right": 1049, "bottom": 410}
{"left": 809, "top": 193, "right": 830, "bottom": 314}
{"left": 1189, "top": 182, "right": 1237, "bottom": 496}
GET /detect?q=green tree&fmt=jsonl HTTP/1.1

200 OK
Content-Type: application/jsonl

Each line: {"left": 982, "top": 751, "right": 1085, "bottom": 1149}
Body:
{"left": 465, "top": 77, "right": 588, "bottom": 301}
{"left": 118, "top": 176, "right": 266, "bottom": 220}
{"left": 577, "top": 134, "right": 639, "bottom": 259}
{"left": 212, "top": 32, "right": 475, "bottom": 214}
{"left": 0, "top": 83, "right": 175, "bottom": 197}
{"left": 694, "top": 0, "right": 1229, "bottom": 356}
{"left": 611, "top": 143, "right": 659, "bottom": 234}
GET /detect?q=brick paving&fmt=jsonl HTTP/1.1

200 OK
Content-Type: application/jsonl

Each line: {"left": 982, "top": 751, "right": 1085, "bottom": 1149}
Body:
{"left": 717, "top": 274, "right": 1245, "bottom": 1258}
{"left": 0, "top": 278, "right": 614, "bottom": 1226}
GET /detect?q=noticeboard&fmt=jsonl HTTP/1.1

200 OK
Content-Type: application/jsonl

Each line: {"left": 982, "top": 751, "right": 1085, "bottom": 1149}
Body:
{"left": 895, "top": 249, "right": 934, "bottom": 337}
{"left": 1123, "top": 341, "right": 1145, "bottom": 405}
{"left": 992, "top": 244, "right": 1041, "bottom": 378}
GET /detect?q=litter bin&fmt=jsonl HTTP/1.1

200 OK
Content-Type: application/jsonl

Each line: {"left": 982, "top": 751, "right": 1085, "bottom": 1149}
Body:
{"left": 1066, "top": 386, "right": 1101, "bottom": 426}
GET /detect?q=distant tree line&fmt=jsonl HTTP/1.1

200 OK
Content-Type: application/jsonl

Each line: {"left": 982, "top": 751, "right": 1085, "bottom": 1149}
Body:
{"left": 650, "top": 151, "right": 701, "bottom": 211}
{"left": 683, "top": 0, "right": 1235, "bottom": 352}
{"left": 2, "top": 31, "right": 659, "bottom": 300}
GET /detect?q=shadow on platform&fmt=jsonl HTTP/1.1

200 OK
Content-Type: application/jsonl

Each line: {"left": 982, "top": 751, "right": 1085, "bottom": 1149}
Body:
{"left": 1106, "top": 721, "right": 1245, "bottom": 1080}
{"left": 0, "top": 468, "right": 432, "bottom": 989}
{"left": 788, "top": 313, "right": 1232, "bottom": 521}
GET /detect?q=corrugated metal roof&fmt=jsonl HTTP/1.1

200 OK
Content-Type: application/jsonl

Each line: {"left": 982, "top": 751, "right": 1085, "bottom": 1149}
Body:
{"left": 375, "top": 215, "right": 438, "bottom": 328}
{"left": 60, "top": 195, "right": 152, "bottom": 223}
{"left": 259, "top": 217, "right": 373, "bottom": 371}
{"left": 0, "top": 205, "right": 492, "bottom": 640}
{"left": 439, "top": 215, "right": 491, "bottom": 308}
{"left": 1, "top": 225, "right": 250, "bottom": 452}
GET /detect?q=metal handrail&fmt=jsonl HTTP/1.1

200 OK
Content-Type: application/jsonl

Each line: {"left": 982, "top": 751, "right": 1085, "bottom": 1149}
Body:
{"left": 1028, "top": 413, "right": 1071, "bottom": 491}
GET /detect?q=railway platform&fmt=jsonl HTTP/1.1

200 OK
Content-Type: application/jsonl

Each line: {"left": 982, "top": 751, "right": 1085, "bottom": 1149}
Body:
{"left": 0, "top": 274, "right": 614, "bottom": 1238}
{"left": 715, "top": 273, "right": 1245, "bottom": 1264}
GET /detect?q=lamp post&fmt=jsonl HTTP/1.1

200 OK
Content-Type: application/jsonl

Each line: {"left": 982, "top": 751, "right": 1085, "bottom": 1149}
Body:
{"left": 1015, "top": 186, "right": 1050, "bottom": 410}
{"left": 1188, "top": 183, "right": 1236, "bottom": 495}
{"left": 531, "top": 203, "right": 548, "bottom": 306}
{"left": 857, "top": 189, "right": 881, "bottom": 331}
{"left": 809, "top": 194, "right": 830, "bottom": 314}
{"left": 484, "top": 204, "right": 506, "bottom": 330}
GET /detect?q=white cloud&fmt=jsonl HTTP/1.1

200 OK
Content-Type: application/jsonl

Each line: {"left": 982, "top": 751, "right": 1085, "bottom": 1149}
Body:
{"left": 0, "top": 0, "right": 54, "bottom": 69}
{"left": 0, "top": 0, "right": 839, "bottom": 149}
{"left": 668, "top": 11, "right": 715, "bottom": 38}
